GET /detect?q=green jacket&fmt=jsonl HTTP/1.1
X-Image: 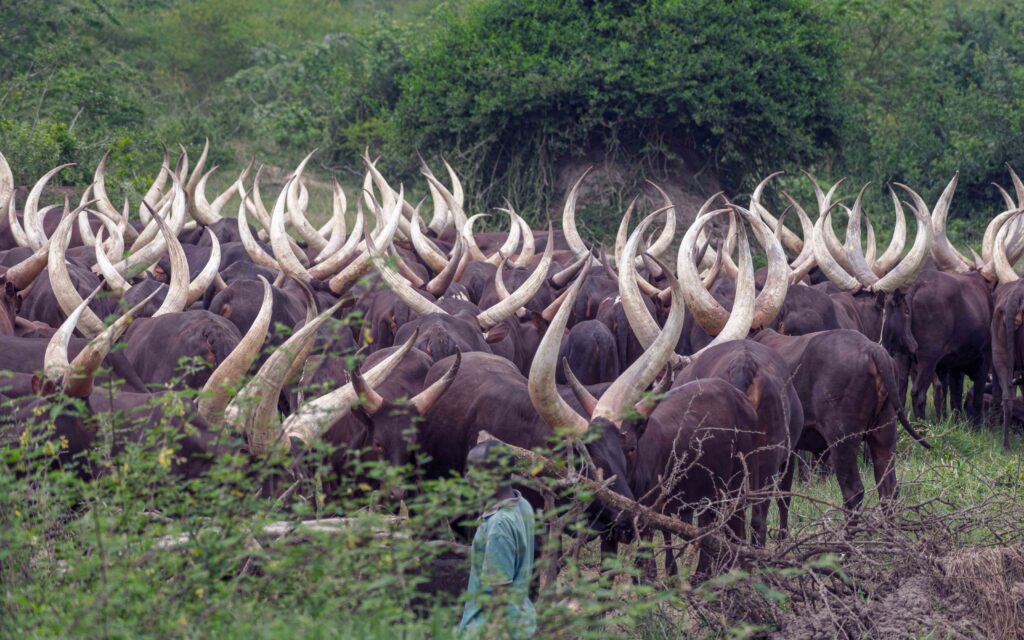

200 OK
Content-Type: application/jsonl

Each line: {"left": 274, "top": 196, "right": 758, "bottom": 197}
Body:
{"left": 456, "top": 492, "right": 536, "bottom": 639}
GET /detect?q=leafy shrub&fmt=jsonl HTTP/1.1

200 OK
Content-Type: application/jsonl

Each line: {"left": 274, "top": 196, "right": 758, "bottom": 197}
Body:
{"left": 392, "top": 0, "right": 845, "bottom": 214}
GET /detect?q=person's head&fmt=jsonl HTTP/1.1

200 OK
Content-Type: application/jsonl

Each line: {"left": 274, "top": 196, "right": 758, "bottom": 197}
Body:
{"left": 466, "top": 439, "right": 515, "bottom": 499}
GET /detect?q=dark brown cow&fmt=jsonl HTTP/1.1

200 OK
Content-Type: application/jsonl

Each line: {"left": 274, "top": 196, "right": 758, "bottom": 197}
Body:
{"left": 676, "top": 340, "right": 804, "bottom": 543}
{"left": 124, "top": 311, "right": 242, "bottom": 389}
{"left": 754, "top": 329, "right": 930, "bottom": 512}
{"left": 990, "top": 279, "right": 1024, "bottom": 449}
{"left": 903, "top": 270, "right": 992, "bottom": 421}
{"left": 624, "top": 378, "right": 760, "bottom": 576}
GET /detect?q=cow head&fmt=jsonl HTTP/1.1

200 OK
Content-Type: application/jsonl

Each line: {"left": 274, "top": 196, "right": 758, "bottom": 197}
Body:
{"left": 351, "top": 352, "right": 461, "bottom": 484}
{"left": 878, "top": 290, "right": 918, "bottom": 355}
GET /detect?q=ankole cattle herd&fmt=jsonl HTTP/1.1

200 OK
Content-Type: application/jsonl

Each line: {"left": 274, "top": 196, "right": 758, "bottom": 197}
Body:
{"left": 2, "top": 143, "right": 1023, "bottom": 573}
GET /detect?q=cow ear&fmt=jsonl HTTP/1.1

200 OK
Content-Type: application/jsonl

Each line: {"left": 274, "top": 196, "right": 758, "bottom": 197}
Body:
{"left": 528, "top": 311, "right": 547, "bottom": 332}
{"left": 484, "top": 322, "right": 510, "bottom": 344}
{"left": 31, "top": 374, "right": 58, "bottom": 397}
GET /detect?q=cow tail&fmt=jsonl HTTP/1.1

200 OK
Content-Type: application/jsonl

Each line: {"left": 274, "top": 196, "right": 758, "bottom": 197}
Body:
{"left": 1003, "top": 289, "right": 1024, "bottom": 396}
{"left": 728, "top": 351, "right": 761, "bottom": 410}
{"left": 870, "top": 345, "right": 931, "bottom": 449}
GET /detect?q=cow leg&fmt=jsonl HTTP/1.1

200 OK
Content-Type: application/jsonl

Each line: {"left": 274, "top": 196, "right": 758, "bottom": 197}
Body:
{"left": 866, "top": 418, "right": 899, "bottom": 508}
{"left": 911, "top": 357, "right": 940, "bottom": 420}
{"left": 662, "top": 530, "right": 677, "bottom": 578}
{"left": 635, "top": 530, "right": 657, "bottom": 583}
{"left": 750, "top": 497, "right": 769, "bottom": 547}
{"left": 830, "top": 440, "right": 865, "bottom": 514}
{"left": 775, "top": 452, "right": 797, "bottom": 540}
{"left": 967, "top": 356, "right": 989, "bottom": 425}
{"left": 948, "top": 373, "right": 966, "bottom": 421}
{"left": 933, "top": 373, "right": 946, "bottom": 420}
{"left": 1004, "top": 382, "right": 1016, "bottom": 451}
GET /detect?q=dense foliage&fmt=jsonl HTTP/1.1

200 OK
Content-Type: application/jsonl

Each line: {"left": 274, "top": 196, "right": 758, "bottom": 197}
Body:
{"left": 2, "top": 0, "right": 1024, "bottom": 223}
{"left": 392, "top": 0, "right": 844, "bottom": 209}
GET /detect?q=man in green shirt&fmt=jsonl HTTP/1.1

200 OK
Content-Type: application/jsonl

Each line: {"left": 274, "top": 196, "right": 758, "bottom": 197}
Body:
{"left": 456, "top": 440, "right": 536, "bottom": 639}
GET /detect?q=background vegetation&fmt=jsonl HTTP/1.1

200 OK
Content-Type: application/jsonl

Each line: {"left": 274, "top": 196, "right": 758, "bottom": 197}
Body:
{"left": 2, "top": 0, "right": 1023, "bottom": 230}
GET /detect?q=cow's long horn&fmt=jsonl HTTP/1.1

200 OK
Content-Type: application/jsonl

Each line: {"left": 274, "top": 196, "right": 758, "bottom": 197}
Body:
{"left": 328, "top": 190, "right": 403, "bottom": 294}
{"left": 872, "top": 184, "right": 936, "bottom": 293}
{"left": 0, "top": 151, "right": 12, "bottom": 224}
{"left": 873, "top": 186, "right": 908, "bottom": 276}
{"left": 644, "top": 181, "right": 677, "bottom": 260}
{"left": 44, "top": 285, "right": 103, "bottom": 383}
{"left": 443, "top": 160, "right": 466, "bottom": 230}
{"left": 562, "top": 167, "right": 594, "bottom": 260}
{"left": 348, "top": 363, "right": 386, "bottom": 414}
{"left": 477, "top": 227, "right": 555, "bottom": 331}
{"left": 421, "top": 160, "right": 467, "bottom": 232}
{"left": 138, "top": 148, "right": 170, "bottom": 224}
{"left": 310, "top": 203, "right": 365, "bottom": 281}
{"left": 562, "top": 358, "right": 598, "bottom": 417}
{"left": 733, "top": 204, "right": 789, "bottom": 329}
{"left": 184, "top": 138, "right": 209, "bottom": 209}
{"left": 843, "top": 184, "right": 880, "bottom": 286}
{"left": 246, "top": 165, "right": 273, "bottom": 235}
{"left": 388, "top": 243, "right": 426, "bottom": 288}
{"left": 700, "top": 233, "right": 726, "bottom": 290}
{"left": 314, "top": 177, "right": 348, "bottom": 257}
{"left": 197, "top": 276, "right": 274, "bottom": 421}
{"left": 677, "top": 208, "right": 732, "bottom": 335}
{"left": 782, "top": 194, "right": 817, "bottom": 284}
{"left": 49, "top": 207, "right": 106, "bottom": 337}
{"left": 409, "top": 201, "right": 449, "bottom": 273}
{"left": 64, "top": 288, "right": 161, "bottom": 398}
{"left": 494, "top": 257, "right": 513, "bottom": 303}
{"left": 93, "top": 229, "right": 131, "bottom": 295}
{"left": 812, "top": 204, "right": 861, "bottom": 293}
{"left": 425, "top": 234, "right": 464, "bottom": 297}
{"left": 618, "top": 210, "right": 663, "bottom": 348}
{"left": 690, "top": 222, "right": 756, "bottom": 356}
{"left": 982, "top": 206, "right": 1022, "bottom": 266}
{"left": 461, "top": 213, "right": 492, "bottom": 263}
{"left": 270, "top": 177, "right": 311, "bottom": 283}
{"left": 1008, "top": 163, "right": 1024, "bottom": 207}
{"left": 118, "top": 179, "right": 188, "bottom": 276}
{"left": 930, "top": 173, "right": 971, "bottom": 273}
{"left": 615, "top": 198, "right": 666, "bottom": 296}
{"left": 24, "top": 163, "right": 74, "bottom": 249}
{"left": 92, "top": 153, "right": 126, "bottom": 232}
{"left": 549, "top": 253, "right": 589, "bottom": 288}
{"left": 592, "top": 254, "right": 683, "bottom": 426}
{"left": 226, "top": 294, "right": 349, "bottom": 455}
{"left": 992, "top": 211, "right": 1022, "bottom": 285}
{"left": 287, "top": 151, "right": 329, "bottom": 251}
{"left": 366, "top": 221, "right": 446, "bottom": 316}
{"left": 7, "top": 188, "right": 29, "bottom": 248}
{"left": 151, "top": 212, "right": 190, "bottom": 316}
{"left": 283, "top": 330, "right": 418, "bottom": 447}
{"left": 752, "top": 172, "right": 803, "bottom": 256}
{"left": 197, "top": 160, "right": 253, "bottom": 227}
{"left": 528, "top": 265, "right": 592, "bottom": 435}
{"left": 237, "top": 195, "right": 279, "bottom": 270}
{"left": 187, "top": 229, "right": 221, "bottom": 306}
{"left": 76, "top": 188, "right": 99, "bottom": 248}
{"left": 4, "top": 240, "right": 50, "bottom": 291}
{"left": 864, "top": 211, "right": 877, "bottom": 266}
{"left": 510, "top": 214, "right": 535, "bottom": 268}
{"left": 492, "top": 210, "right": 522, "bottom": 266}
{"left": 411, "top": 351, "right": 461, "bottom": 414}
{"left": 425, "top": 172, "right": 450, "bottom": 236}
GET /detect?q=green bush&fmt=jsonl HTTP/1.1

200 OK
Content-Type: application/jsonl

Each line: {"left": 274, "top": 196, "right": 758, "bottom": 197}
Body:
{"left": 392, "top": 0, "right": 845, "bottom": 215}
